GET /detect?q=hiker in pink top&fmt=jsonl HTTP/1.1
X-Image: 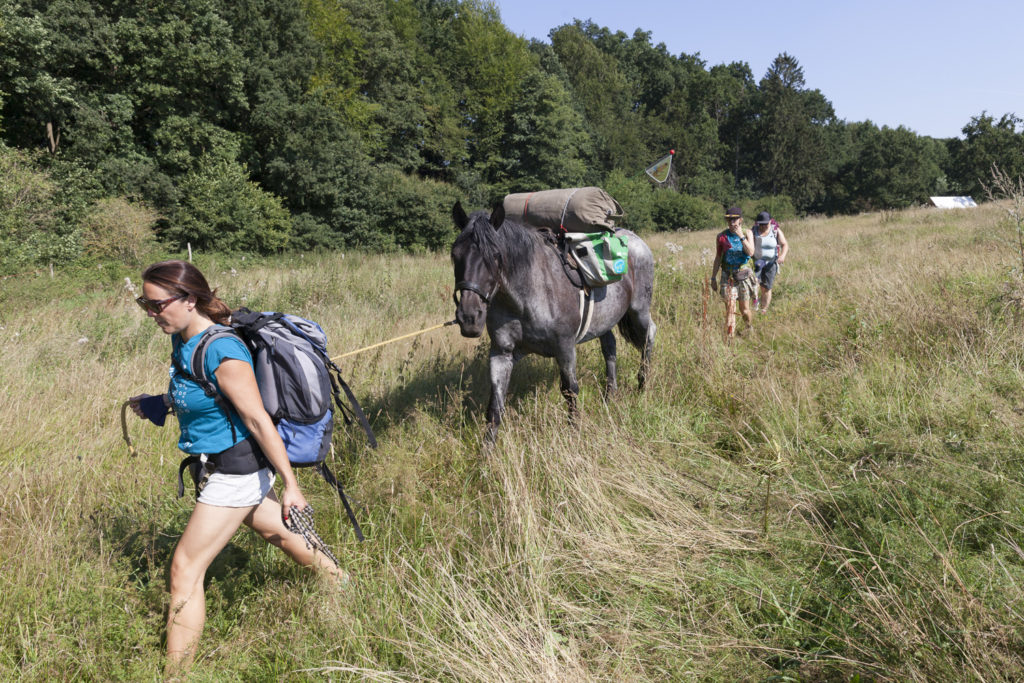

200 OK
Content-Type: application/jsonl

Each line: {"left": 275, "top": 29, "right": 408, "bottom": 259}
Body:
{"left": 710, "top": 206, "right": 756, "bottom": 338}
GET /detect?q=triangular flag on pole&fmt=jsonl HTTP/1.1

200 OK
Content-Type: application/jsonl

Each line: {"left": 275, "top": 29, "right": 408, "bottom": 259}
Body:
{"left": 645, "top": 149, "right": 674, "bottom": 184}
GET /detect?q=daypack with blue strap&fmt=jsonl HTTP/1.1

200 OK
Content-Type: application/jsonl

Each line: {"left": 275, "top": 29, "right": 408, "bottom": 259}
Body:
{"left": 176, "top": 308, "right": 376, "bottom": 541}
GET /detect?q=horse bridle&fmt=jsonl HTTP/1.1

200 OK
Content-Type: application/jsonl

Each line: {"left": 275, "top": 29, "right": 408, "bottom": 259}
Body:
{"left": 453, "top": 235, "right": 502, "bottom": 306}
{"left": 453, "top": 279, "right": 499, "bottom": 306}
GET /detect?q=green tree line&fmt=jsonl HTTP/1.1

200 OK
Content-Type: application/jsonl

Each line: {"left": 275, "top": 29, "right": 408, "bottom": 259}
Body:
{"left": 1, "top": 0, "right": 1022, "bottom": 272}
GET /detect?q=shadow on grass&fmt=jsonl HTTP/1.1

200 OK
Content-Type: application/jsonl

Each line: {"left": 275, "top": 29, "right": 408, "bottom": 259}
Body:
{"left": 348, "top": 347, "right": 582, "bottom": 445}
{"left": 91, "top": 499, "right": 285, "bottom": 602}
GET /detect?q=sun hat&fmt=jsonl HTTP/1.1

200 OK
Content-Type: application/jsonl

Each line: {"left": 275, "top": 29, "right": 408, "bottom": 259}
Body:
{"left": 725, "top": 206, "right": 742, "bottom": 218}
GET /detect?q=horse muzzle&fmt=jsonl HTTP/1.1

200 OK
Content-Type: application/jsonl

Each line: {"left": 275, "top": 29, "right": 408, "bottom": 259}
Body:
{"left": 453, "top": 280, "right": 493, "bottom": 337}
{"left": 455, "top": 302, "right": 486, "bottom": 337}
{"left": 457, "top": 323, "right": 484, "bottom": 338}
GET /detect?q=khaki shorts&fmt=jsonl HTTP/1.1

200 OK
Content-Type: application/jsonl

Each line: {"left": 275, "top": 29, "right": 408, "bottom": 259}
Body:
{"left": 718, "top": 269, "right": 757, "bottom": 302}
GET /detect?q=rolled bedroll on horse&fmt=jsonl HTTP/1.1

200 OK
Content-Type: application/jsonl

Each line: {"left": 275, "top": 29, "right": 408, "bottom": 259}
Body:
{"left": 503, "top": 187, "right": 623, "bottom": 233}
{"left": 504, "top": 187, "right": 629, "bottom": 288}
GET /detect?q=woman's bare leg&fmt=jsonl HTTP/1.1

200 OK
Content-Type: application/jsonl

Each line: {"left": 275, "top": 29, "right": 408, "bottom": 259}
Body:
{"left": 738, "top": 298, "right": 753, "bottom": 330}
{"left": 245, "top": 489, "right": 346, "bottom": 580}
{"left": 724, "top": 291, "right": 736, "bottom": 338}
{"left": 165, "top": 503, "right": 252, "bottom": 675}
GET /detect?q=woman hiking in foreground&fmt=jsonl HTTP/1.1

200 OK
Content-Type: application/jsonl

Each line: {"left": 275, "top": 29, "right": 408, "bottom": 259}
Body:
{"left": 129, "top": 259, "right": 344, "bottom": 675}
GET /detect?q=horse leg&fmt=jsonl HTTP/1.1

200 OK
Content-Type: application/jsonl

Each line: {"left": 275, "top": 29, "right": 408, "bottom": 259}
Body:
{"left": 556, "top": 347, "right": 580, "bottom": 425}
{"left": 599, "top": 331, "right": 618, "bottom": 399}
{"left": 638, "top": 319, "right": 656, "bottom": 391}
{"left": 486, "top": 347, "right": 516, "bottom": 443}
{"left": 624, "top": 306, "right": 656, "bottom": 391}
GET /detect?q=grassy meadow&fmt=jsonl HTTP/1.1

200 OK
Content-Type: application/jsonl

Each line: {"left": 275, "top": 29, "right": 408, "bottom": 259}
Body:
{"left": 2, "top": 203, "right": 1024, "bottom": 681}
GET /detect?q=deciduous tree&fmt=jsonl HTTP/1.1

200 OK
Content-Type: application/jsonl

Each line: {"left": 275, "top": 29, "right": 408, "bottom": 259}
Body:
{"left": 948, "top": 113, "right": 1024, "bottom": 198}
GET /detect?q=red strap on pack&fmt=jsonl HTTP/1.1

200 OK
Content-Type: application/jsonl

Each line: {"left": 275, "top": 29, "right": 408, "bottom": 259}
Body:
{"left": 521, "top": 192, "right": 534, "bottom": 224}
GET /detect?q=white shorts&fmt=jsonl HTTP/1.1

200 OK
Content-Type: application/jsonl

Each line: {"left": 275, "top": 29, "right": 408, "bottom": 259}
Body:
{"left": 198, "top": 467, "right": 276, "bottom": 507}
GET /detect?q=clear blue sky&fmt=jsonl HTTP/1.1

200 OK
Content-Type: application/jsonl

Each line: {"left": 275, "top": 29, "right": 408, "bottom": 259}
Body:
{"left": 492, "top": 0, "right": 1023, "bottom": 140}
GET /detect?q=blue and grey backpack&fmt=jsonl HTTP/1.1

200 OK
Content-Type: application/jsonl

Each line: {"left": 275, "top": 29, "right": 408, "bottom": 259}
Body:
{"left": 175, "top": 308, "right": 375, "bottom": 541}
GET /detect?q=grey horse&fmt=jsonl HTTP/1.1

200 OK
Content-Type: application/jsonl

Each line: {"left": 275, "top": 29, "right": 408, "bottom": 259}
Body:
{"left": 451, "top": 202, "right": 656, "bottom": 440}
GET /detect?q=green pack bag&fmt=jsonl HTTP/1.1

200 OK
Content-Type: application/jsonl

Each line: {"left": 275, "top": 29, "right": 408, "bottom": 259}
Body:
{"left": 564, "top": 231, "right": 629, "bottom": 287}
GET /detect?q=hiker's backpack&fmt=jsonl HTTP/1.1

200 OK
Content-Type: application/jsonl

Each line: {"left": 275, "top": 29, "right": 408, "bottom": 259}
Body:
{"left": 176, "top": 308, "right": 376, "bottom": 541}
{"left": 720, "top": 230, "right": 753, "bottom": 273}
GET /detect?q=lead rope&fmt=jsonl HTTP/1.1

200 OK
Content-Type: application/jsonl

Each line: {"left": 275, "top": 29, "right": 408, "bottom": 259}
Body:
{"left": 285, "top": 504, "right": 340, "bottom": 569}
{"left": 331, "top": 320, "right": 456, "bottom": 362}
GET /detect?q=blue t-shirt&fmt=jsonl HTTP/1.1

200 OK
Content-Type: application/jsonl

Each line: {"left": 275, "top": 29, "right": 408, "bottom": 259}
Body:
{"left": 169, "top": 326, "right": 253, "bottom": 454}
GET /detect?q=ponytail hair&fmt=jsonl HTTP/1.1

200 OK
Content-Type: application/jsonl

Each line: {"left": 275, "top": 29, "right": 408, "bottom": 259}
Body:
{"left": 142, "top": 260, "right": 232, "bottom": 325}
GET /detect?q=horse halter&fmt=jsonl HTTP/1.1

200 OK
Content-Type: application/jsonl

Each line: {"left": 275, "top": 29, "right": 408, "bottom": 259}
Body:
{"left": 453, "top": 227, "right": 502, "bottom": 307}
{"left": 453, "top": 279, "right": 498, "bottom": 306}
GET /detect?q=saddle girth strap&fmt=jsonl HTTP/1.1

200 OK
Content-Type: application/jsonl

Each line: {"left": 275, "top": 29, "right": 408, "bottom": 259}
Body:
{"left": 575, "top": 288, "right": 594, "bottom": 343}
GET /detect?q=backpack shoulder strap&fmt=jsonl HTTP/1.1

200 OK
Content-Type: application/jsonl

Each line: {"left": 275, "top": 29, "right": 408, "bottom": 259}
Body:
{"left": 187, "top": 327, "right": 240, "bottom": 387}
{"left": 177, "top": 326, "right": 242, "bottom": 442}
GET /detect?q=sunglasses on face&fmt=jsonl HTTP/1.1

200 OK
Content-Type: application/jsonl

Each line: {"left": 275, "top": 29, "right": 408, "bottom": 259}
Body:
{"left": 135, "top": 293, "right": 185, "bottom": 314}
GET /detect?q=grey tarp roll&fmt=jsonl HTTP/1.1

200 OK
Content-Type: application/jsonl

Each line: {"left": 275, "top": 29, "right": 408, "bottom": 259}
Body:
{"left": 503, "top": 187, "right": 623, "bottom": 232}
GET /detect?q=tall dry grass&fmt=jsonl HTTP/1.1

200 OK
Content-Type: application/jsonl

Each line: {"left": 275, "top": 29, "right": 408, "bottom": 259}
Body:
{"left": 1, "top": 202, "right": 1023, "bottom": 680}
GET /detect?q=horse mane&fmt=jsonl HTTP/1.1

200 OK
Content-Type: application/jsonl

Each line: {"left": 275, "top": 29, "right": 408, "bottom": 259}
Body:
{"left": 455, "top": 210, "right": 544, "bottom": 282}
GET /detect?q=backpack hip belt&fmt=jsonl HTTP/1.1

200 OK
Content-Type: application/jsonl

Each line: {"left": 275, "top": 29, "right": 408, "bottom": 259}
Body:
{"left": 177, "top": 435, "right": 270, "bottom": 498}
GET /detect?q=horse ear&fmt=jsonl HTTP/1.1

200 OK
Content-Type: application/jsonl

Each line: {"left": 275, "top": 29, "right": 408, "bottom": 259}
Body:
{"left": 489, "top": 202, "right": 505, "bottom": 230}
{"left": 452, "top": 201, "right": 468, "bottom": 231}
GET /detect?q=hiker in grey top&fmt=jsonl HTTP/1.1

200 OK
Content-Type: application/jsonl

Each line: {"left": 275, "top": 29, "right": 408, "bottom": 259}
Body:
{"left": 752, "top": 211, "right": 789, "bottom": 313}
{"left": 129, "top": 260, "right": 344, "bottom": 677}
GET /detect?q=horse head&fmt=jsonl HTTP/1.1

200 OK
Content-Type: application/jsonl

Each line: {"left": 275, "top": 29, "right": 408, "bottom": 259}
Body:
{"left": 451, "top": 201, "right": 505, "bottom": 338}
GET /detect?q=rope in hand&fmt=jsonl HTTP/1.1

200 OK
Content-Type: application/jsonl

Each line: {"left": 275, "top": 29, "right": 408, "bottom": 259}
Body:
{"left": 285, "top": 504, "right": 340, "bottom": 569}
{"left": 330, "top": 320, "right": 457, "bottom": 362}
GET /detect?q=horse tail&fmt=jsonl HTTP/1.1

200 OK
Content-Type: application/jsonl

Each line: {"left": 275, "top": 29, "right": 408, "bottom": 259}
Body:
{"left": 617, "top": 314, "right": 646, "bottom": 350}
{"left": 618, "top": 233, "right": 655, "bottom": 353}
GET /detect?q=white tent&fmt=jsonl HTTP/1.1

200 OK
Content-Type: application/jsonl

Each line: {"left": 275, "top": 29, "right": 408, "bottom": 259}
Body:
{"left": 930, "top": 196, "right": 977, "bottom": 208}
